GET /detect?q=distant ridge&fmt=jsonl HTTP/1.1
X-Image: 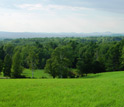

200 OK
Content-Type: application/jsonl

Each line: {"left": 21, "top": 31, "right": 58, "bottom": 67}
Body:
{"left": 0, "top": 31, "right": 124, "bottom": 39}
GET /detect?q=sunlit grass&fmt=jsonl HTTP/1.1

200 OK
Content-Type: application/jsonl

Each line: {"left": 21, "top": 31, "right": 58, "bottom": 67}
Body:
{"left": 0, "top": 71, "right": 124, "bottom": 106}
{"left": 22, "top": 69, "right": 52, "bottom": 78}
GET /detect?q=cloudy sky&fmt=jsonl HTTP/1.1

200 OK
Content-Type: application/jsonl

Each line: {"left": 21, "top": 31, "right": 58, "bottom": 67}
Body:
{"left": 0, "top": 0, "right": 124, "bottom": 33}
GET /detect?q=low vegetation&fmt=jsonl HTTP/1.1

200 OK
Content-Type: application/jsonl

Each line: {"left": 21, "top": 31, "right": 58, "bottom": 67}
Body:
{"left": 0, "top": 71, "right": 124, "bottom": 107}
{"left": 22, "top": 69, "right": 52, "bottom": 78}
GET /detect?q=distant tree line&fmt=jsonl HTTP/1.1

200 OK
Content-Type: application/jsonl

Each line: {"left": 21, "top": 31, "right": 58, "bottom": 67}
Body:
{"left": 0, "top": 36, "right": 124, "bottom": 78}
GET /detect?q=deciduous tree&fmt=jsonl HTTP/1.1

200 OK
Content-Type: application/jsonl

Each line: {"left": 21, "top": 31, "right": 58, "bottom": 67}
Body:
{"left": 3, "top": 54, "right": 12, "bottom": 76}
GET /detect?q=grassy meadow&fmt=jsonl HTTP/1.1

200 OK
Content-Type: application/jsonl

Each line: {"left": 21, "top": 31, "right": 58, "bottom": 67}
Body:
{"left": 0, "top": 71, "right": 124, "bottom": 107}
{"left": 22, "top": 69, "right": 52, "bottom": 78}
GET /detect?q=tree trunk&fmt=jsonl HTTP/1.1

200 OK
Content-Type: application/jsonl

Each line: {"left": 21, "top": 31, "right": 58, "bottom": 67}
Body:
{"left": 32, "top": 69, "right": 34, "bottom": 78}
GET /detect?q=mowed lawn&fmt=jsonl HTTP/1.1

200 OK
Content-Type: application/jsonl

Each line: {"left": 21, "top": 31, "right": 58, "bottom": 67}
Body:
{"left": 0, "top": 71, "right": 124, "bottom": 107}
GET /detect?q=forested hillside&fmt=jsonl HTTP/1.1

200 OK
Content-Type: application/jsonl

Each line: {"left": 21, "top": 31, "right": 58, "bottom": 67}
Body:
{"left": 0, "top": 36, "right": 124, "bottom": 78}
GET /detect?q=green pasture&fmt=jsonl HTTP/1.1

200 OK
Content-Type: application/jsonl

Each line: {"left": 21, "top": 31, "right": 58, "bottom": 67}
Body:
{"left": 22, "top": 69, "right": 52, "bottom": 78}
{"left": 0, "top": 71, "right": 124, "bottom": 107}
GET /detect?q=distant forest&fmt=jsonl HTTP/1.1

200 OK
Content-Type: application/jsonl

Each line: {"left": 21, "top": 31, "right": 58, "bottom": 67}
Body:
{"left": 0, "top": 36, "right": 124, "bottom": 78}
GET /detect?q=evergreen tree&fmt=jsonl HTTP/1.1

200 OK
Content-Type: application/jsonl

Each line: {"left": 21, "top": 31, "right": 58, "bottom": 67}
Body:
{"left": 0, "top": 46, "right": 5, "bottom": 74}
{"left": 0, "top": 59, "right": 3, "bottom": 73}
{"left": 0, "top": 46, "right": 5, "bottom": 60}
{"left": 3, "top": 54, "right": 12, "bottom": 77}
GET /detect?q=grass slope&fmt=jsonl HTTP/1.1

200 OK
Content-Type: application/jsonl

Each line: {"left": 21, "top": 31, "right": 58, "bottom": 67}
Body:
{"left": 22, "top": 69, "right": 52, "bottom": 78}
{"left": 0, "top": 71, "right": 124, "bottom": 107}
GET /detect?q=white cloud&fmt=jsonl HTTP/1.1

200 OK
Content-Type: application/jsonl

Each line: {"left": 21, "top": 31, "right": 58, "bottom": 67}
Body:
{"left": 16, "top": 3, "right": 93, "bottom": 11}
{"left": 16, "top": 4, "right": 44, "bottom": 11}
{"left": 0, "top": 1, "right": 124, "bottom": 33}
{"left": 0, "top": 10, "right": 124, "bottom": 33}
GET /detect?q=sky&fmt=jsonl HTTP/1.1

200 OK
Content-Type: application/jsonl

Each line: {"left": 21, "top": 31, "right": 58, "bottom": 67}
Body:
{"left": 0, "top": 0, "right": 124, "bottom": 33}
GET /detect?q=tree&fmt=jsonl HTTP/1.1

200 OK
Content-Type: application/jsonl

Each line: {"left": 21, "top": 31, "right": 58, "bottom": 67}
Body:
{"left": 21, "top": 45, "right": 30, "bottom": 68}
{"left": 45, "top": 59, "right": 57, "bottom": 78}
{"left": 121, "top": 46, "right": 124, "bottom": 70}
{"left": 3, "top": 54, "right": 12, "bottom": 77}
{"left": 3, "top": 44, "right": 14, "bottom": 56}
{"left": 11, "top": 51, "right": 22, "bottom": 78}
{"left": 0, "top": 59, "right": 3, "bottom": 74}
{"left": 0, "top": 46, "right": 5, "bottom": 74}
{"left": 106, "top": 43, "right": 121, "bottom": 71}
{"left": 92, "top": 61, "right": 105, "bottom": 74}
{"left": 45, "top": 45, "right": 73, "bottom": 78}
{"left": 27, "top": 47, "right": 39, "bottom": 78}
{"left": 77, "top": 42, "right": 96, "bottom": 76}
{"left": 77, "top": 57, "right": 92, "bottom": 76}
{"left": 0, "top": 46, "right": 5, "bottom": 60}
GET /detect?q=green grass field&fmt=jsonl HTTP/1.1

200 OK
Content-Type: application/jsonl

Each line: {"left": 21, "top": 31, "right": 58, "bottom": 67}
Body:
{"left": 0, "top": 71, "right": 124, "bottom": 107}
{"left": 22, "top": 69, "right": 52, "bottom": 78}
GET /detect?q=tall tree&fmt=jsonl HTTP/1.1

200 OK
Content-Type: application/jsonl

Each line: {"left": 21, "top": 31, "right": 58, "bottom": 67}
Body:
{"left": 11, "top": 51, "right": 22, "bottom": 78}
{"left": 0, "top": 59, "right": 3, "bottom": 74}
{"left": 27, "top": 47, "right": 39, "bottom": 78}
{"left": 0, "top": 46, "right": 5, "bottom": 74}
{"left": 3, "top": 44, "right": 14, "bottom": 56}
{"left": 0, "top": 46, "right": 5, "bottom": 60}
{"left": 45, "top": 45, "right": 73, "bottom": 78}
{"left": 77, "top": 42, "right": 97, "bottom": 76}
{"left": 45, "top": 59, "right": 57, "bottom": 78}
{"left": 121, "top": 46, "right": 124, "bottom": 69}
{"left": 3, "top": 54, "right": 12, "bottom": 77}
{"left": 106, "top": 43, "right": 121, "bottom": 71}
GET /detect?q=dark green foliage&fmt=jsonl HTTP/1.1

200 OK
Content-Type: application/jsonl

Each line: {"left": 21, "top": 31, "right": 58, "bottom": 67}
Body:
{"left": 3, "top": 44, "right": 14, "bottom": 56}
{"left": 77, "top": 57, "right": 95, "bottom": 76}
{"left": 21, "top": 45, "right": 30, "bottom": 68}
{"left": 0, "top": 46, "right": 5, "bottom": 73}
{"left": 11, "top": 51, "right": 23, "bottom": 78}
{"left": 77, "top": 42, "right": 97, "bottom": 76}
{"left": 0, "top": 59, "right": 3, "bottom": 73}
{"left": 105, "top": 43, "right": 121, "bottom": 71}
{"left": 121, "top": 46, "right": 124, "bottom": 70}
{"left": 0, "top": 46, "right": 5, "bottom": 60}
{"left": 3, "top": 54, "right": 12, "bottom": 76}
{"left": 45, "top": 45, "right": 73, "bottom": 78}
{"left": 1, "top": 36, "right": 124, "bottom": 78}
{"left": 45, "top": 59, "right": 57, "bottom": 78}
{"left": 27, "top": 47, "right": 39, "bottom": 78}
{"left": 92, "top": 61, "right": 105, "bottom": 74}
